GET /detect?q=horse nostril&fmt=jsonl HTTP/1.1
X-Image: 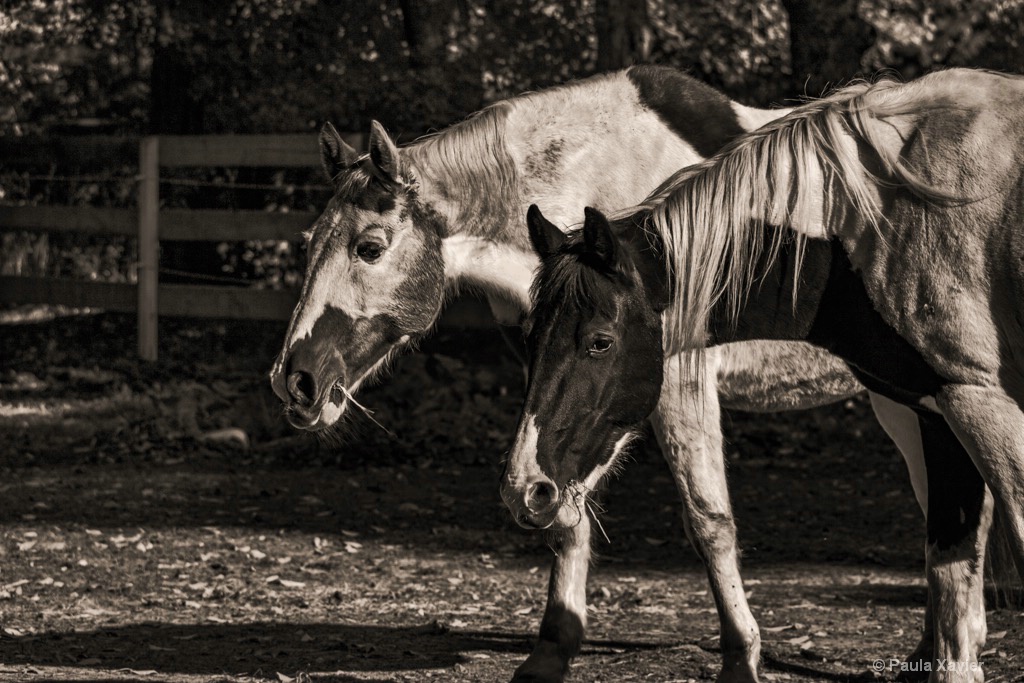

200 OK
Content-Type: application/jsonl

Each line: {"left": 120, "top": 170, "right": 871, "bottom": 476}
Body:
{"left": 525, "top": 479, "right": 558, "bottom": 515}
{"left": 287, "top": 371, "right": 317, "bottom": 406}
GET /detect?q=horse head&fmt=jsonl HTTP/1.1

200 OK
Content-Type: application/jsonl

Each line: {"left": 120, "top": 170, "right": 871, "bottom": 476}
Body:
{"left": 270, "top": 122, "right": 448, "bottom": 431}
{"left": 500, "top": 205, "right": 670, "bottom": 530}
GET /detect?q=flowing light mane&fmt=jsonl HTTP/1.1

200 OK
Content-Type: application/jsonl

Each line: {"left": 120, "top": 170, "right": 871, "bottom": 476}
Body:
{"left": 406, "top": 104, "right": 522, "bottom": 238}
{"left": 626, "top": 76, "right": 956, "bottom": 358}
{"left": 404, "top": 71, "right": 626, "bottom": 241}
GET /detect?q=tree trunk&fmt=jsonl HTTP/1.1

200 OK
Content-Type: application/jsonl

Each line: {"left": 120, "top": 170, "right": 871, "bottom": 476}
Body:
{"left": 781, "top": 0, "right": 875, "bottom": 97}
{"left": 149, "top": 9, "right": 204, "bottom": 136}
{"left": 399, "top": 0, "right": 451, "bottom": 70}
{"left": 149, "top": 7, "right": 223, "bottom": 285}
{"left": 595, "top": 0, "right": 650, "bottom": 72}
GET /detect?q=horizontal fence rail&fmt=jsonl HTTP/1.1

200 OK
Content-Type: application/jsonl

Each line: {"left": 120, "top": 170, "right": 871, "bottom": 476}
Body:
{"left": 0, "top": 133, "right": 361, "bottom": 168}
{"left": 0, "top": 276, "right": 298, "bottom": 320}
{"left": 0, "top": 276, "right": 492, "bottom": 326}
{"left": 0, "top": 206, "right": 317, "bottom": 241}
{"left": 1, "top": 133, "right": 496, "bottom": 360}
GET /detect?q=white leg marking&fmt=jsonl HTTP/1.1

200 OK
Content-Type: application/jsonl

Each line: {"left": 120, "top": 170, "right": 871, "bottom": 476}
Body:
{"left": 554, "top": 516, "right": 591, "bottom": 624}
{"left": 927, "top": 490, "right": 993, "bottom": 683}
{"left": 869, "top": 392, "right": 929, "bottom": 515}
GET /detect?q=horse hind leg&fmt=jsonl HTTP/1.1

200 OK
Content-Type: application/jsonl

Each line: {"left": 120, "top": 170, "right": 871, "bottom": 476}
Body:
{"left": 511, "top": 515, "right": 590, "bottom": 683}
{"left": 917, "top": 410, "right": 991, "bottom": 683}
{"left": 868, "top": 393, "right": 990, "bottom": 681}
{"left": 936, "top": 384, "right": 1024, "bottom": 578}
{"left": 652, "top": 351, "right": 760, "bottom": 683}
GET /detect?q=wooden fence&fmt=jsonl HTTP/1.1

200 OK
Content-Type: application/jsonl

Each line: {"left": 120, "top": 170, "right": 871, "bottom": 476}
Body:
{"left": 0, "top": 134, "right": 492, "bottom": 361}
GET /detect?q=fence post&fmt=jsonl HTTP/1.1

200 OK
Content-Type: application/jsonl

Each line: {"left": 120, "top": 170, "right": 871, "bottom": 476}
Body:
{"left": 138, "top": 136, "right": 159, "bottom": 361}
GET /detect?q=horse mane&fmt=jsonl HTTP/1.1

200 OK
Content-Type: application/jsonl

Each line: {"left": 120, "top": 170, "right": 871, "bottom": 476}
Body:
{"left": 402, "top": 70, "right": 628, "bottom": 243}
{"left": 626, "top": 74, "right": 960, "bottom": 358}
{"left": 406, "top": 104, "right": 522, "bottom": 238}
{"left": 530, "top": 234, "right": 624, "bottom": 321}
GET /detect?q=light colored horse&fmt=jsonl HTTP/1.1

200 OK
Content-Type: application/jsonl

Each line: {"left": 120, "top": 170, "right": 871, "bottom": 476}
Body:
{"left": 506, "top": 67, "right": 1024, "bottom": 683}
{"left": 270, "top": 66, "right": 942, "bottom": 682}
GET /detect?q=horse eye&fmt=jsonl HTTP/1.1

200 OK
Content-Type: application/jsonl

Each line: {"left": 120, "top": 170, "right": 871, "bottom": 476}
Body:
{"left": 355, "top": 241, "right": 385, "bottom": 263}
{"left": 588, "top": 337, "right": 614, "bottom": 356}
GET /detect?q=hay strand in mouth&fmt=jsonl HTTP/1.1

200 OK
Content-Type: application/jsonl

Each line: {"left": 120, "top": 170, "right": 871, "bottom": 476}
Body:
{"left": 337, "top": 384, "right": 397, "bottom": 439}
{"left": 587, "top": 499, "right": 611, "bottom": 544}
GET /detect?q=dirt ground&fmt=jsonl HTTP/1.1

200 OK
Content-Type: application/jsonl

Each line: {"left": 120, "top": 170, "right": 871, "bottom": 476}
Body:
{"left": 0, "top": 308, "right": 1021, "bottom": 683}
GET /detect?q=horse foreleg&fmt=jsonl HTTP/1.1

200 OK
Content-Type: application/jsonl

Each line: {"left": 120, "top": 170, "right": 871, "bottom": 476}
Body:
{"left": 937, "top": 384, "right": 1024, "bottom": 577}
{"left": 917, "top": 410, "right": 991, "bottom": 683}
{"left": 651, "top": 351, "right": 760, "bottom": 683}
{"left": 511, "top": 514, "right": 591, "bottom": 683}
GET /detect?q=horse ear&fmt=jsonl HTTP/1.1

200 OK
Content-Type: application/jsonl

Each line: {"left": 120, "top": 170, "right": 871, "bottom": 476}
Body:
{"left": 368, "top": 120, "right": 404, "bottom": 183}
{"left": 319, "top": 122, "right": 359, "bottom": 181}
{"left": 583, "top": 206, "right": 617, "bottom": 269}
{"left": 527, "top": 205, "right": 567, "bottom": 258}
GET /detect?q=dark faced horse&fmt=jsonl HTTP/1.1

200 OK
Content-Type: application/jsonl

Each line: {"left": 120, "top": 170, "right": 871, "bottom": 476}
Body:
{"left": 506, "top": 68, "right": 1024, "bottom": 682}
{"left": 272, "top": 66, "right": 948, "bottom": 682}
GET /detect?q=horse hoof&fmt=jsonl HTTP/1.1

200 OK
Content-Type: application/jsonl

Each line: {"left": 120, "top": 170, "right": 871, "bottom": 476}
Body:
{"left": 510, "top": 674, "right": 564, "bottom": 683}
{"left": 510, "top": 656, "right": 567, "bottom": 683}
{"left": 510, "top": 639, "right": 569, "bottom": 683}
{"left": 716, "top": 666, "right": 760, "bottom": 683}
{"left": 896, "top": 640, "right": 933, "bottom": 683}
{"left": 716, "top": 648, "right": 760, "bottom": 683}
{"left": 510, "top": 667, "right": 565, "bottom": 683}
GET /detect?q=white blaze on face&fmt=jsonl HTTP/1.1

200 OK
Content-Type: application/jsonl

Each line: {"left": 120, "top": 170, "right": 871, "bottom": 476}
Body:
{"left": 552, "top": 430, "right": 638, "bottom": 529}
{"left": 288, "top": 230, "right": 402, "bottom": 349}
{"left": 506, "top": 413, "right": 544, "bottom": 492}
{"left": 583, "top": 430, "right": 637, "bottom": 492}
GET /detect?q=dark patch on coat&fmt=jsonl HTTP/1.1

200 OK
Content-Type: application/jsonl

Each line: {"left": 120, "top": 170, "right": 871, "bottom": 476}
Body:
{"left": 709, "top": 230, "right": 944, "bottom": 404}
{"left": 544, "top": 139, "right": 564, "bottom": 166}
{"left": 626, "top": 65, "right": 746, "bottom": 158}
{"left": 390, "top": 210, "right": 446, "bottom": 332}
{"left": 524, "top": 139, "right": 566, "bottom": 180}
{"left": 408, "top": 194, "right": 450, "bottom": 239}
{"left": 285, "top": 305, "right": 408, "bottom": 400}
{"left": 919, "top": 409, "right": 987, "bottom": 553}
{"left": 806, "top": 241, "right": 944, "bottom": 403}
{"left": 536, "top": 599, "right": 584, "bottom": 665}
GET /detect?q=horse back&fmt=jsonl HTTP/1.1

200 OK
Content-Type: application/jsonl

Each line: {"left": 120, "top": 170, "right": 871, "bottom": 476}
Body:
{"left": 849, "top": 69, "right": 1024, "bottom": 386}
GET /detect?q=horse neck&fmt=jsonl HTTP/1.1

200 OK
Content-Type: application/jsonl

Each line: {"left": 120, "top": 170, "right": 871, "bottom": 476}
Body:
{"left": 404, "top": 116, "right": 538, "bottom": 314}
{"left": 659, "top": 116, "right": 842, "bottom": 354}
{"left": 705, "top": 225, "right": 833, "bottom": 345}
{"left": 409, "top": 71, "right": 747, "bottom": 313}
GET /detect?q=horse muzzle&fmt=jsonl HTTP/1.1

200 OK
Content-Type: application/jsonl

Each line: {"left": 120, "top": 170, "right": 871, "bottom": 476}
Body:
{"left": 270, "top": 345, "right": 349, "bottom": 431}
{"left": 502, "top": 474, "right": 561, "bottom": 530}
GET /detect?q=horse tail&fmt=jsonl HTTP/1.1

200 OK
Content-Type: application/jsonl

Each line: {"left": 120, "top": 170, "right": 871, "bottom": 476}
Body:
{"left": 987, "top": 507, "right": 1024, "bottom": 608}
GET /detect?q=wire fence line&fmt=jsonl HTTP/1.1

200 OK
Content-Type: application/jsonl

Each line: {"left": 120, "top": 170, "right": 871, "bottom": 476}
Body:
{"left": 8, "top": 174, "right": 333, "bottom": 192}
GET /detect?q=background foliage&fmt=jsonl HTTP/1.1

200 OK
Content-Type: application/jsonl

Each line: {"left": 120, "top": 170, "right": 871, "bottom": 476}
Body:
{"left": 4, "top": 0, "right": 1021, "bottom": 138}
{"left": 2, "top": 0, "right": 1023, "bottom": 284}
